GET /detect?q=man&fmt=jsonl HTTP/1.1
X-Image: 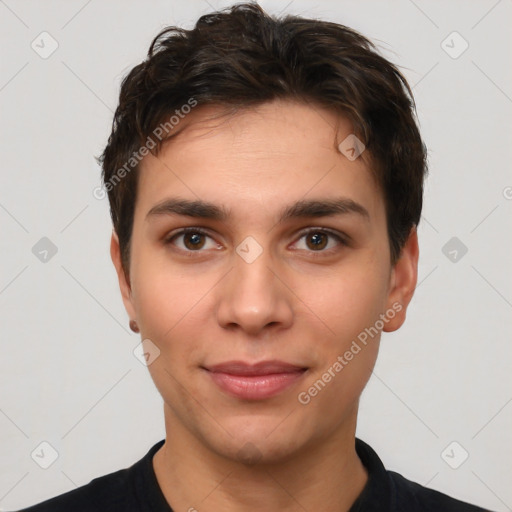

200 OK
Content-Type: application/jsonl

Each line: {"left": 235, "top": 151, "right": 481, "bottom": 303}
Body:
{"left": 19, "top": 2, "right": 491, "bottom": 511}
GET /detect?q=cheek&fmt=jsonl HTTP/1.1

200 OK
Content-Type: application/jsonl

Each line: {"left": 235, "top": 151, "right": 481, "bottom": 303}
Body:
{"left": 130, "top": 246, "right": 210, "bottom": 335}
{"left": 301, "top": 259, "right": 389, "bottom": 340}
{"left": 134, "top": 279, "right": 206, "bottom": 411}
{"left": 130, "top": 255, "right": 213, "bottom": 378}
{"left": 296, "top": 267, "right": 384, "bottom": 421}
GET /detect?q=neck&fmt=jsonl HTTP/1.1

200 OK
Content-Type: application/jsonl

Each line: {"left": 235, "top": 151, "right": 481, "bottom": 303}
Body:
{"left": 152, "top": 403, "right": 368, "bottom": 511}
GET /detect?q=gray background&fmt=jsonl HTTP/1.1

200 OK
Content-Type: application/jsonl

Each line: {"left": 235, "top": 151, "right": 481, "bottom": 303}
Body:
{"left": 1, "top": 0, "right": 511, "bottom": 510}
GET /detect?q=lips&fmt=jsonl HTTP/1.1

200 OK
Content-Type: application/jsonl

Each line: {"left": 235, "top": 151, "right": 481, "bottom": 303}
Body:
{"left": 204, "top": 360, "right": 307, "bottom": 376}
{"left": 203, "top": 360, "right": 308, "bottom": 400}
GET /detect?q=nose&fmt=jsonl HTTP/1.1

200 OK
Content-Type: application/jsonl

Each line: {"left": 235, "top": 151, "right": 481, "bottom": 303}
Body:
{"left": 215, "top": 243, "right": 294, "bottom": 337}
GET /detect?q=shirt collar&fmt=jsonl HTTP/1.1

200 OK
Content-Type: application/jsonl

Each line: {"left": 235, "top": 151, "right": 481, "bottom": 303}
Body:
{"left": 349, "top": 437, "right": 393, "bottom": 511}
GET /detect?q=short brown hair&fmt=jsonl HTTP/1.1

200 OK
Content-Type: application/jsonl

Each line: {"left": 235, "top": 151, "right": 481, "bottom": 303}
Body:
{"left": 98, "top": 2, "right": 428, "bottom": 274}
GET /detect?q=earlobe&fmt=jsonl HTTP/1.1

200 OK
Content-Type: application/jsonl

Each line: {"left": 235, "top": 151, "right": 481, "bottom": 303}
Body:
{"left": 110, "top": 230, "right": 137, "bottom": 322}
{"left": 383, "top": 226, "right": 419, "bottom": 333}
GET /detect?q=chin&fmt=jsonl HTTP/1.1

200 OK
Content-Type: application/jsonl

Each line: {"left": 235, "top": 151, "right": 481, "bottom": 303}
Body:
{"left": 205, "top": 418, "right": 312, "bottom": 466}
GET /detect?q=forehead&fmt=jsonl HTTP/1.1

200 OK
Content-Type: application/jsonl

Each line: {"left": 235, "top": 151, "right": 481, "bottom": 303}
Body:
{"left": 156, "top": 99, "right": 355, "bottom": 157}
{"left": 135, "top": 99, "right": 384, "bottom": 225}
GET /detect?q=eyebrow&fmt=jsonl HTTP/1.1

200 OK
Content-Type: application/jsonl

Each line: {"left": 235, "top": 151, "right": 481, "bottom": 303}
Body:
{"left": 146, "top": 197, "right": 370, "bottom": 223}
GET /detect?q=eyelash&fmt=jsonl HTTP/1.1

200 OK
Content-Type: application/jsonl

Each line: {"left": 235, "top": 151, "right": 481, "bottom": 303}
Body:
{"left": 164, "top": 226, "right": 348, "bottom": 256}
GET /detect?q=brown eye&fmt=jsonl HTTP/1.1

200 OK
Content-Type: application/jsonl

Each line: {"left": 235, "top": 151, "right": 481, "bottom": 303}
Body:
{"left": 293, "top": 228, "right": 347, "bottom": 254}
{"left": 305, "top": 232, "right": 328, "bottom": 251}
{"left": 182, "top": 231, "right": 206, "bottom": 250}
{"left": 165, "top": 228, "right": 218, "bottom": 252}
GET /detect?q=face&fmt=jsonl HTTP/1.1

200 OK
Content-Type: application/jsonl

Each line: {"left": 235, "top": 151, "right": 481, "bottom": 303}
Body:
{"left": 112, "top": 99, "right": 418, "bottom": 464}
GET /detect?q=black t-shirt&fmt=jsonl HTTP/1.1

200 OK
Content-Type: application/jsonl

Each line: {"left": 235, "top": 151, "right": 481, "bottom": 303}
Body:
{"left": 16, "top": 438, "right": 492, "bottom": 511}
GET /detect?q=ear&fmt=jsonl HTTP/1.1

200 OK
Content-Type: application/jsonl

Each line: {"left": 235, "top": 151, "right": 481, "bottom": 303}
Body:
{"left": 110, "top": 230, "right": 137, "bottom": 322}
{"left": 382, "top": 226, "right": 419, "bottom": 332}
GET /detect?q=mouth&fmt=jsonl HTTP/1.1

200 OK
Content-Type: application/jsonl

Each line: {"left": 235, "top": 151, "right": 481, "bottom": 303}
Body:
{"left": 202, "top": 360, "right": 308, "bottom": 400}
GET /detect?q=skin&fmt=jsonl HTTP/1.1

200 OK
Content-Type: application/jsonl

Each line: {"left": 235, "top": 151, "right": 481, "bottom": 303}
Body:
{"left": 111, "top": 99, "right": 419, "bottom": 511}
